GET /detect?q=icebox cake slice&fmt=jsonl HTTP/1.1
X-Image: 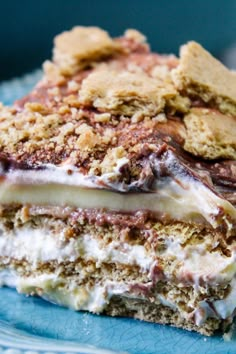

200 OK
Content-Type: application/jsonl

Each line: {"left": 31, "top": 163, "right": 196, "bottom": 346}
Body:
{"left": 0, "top": 27, "right": 235, "bottom": 335}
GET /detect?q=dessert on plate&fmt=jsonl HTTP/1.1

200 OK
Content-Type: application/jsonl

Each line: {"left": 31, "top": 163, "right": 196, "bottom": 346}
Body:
{"left": 0, "top": 27, "right": 235, "bottom": 336}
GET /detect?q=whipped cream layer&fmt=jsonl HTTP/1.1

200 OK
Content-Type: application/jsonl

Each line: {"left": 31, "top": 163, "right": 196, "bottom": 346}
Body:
{"left": 0, "top": 223, "right": 235, "bottom": 285}
{"left": 0, "top": 157, "right": 235, "bottom": 229}
{"left": 1, "top": 222, "right": 236, "bottom": 326}
{"left": 0, "top": 226, "right": 153, "bottom": 271}
{"left": 164, "top": 236, "right": 236, "bottom": 285}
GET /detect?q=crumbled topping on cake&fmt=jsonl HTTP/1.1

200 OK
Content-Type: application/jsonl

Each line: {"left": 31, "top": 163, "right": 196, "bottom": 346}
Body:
{"left": 43, "top": 60, "right": 66, "bottom": 85}
{"left": 184, "top": 108, "right": 236, "bottom": 159}
{"left": 152, "top": 113, "right": 167, "bottom": 123}
{"left": 0, "top": 27, "right": 235, "bottom": 176}
{"left": 100, "top": 146, "right": 128, "bottom": 174}
{"left": 124, "top": 29, "right": 147, "bottom": 43}
{"left": 0, "top": 104, "right": 62, "bottom": 155}
{"left": 172, "top": 41, "right": 236, "bottom": 115}
{"left": 87, "top": 146, "right": 130, "bottom": 183}
{"left": 67, "top": 80, "right": 80, "bottom": 92}
{"left": 24, "top": 102, "right": 50, "bottom": 115}
{"left": 168, "top": 95, "right": 191, "bottom": 114}
{"left": 53, "top": 26, "right": 121, "bottom": 76}
{"left": 75, "top": 123, "right": 100, "bottom": 149}
{"left": 94, "top": 112, "right": 111, "bottom": 123}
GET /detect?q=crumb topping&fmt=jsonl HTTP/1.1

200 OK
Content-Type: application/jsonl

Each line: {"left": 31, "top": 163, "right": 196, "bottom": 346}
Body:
{"left": 0, "top": 27, "right": 235, "bottom": 182}
{"left": 124, "top": 29, "right": 147, "bottom": 43}
{"left": 0, "top": 104, "right": 62, "bottom": 156}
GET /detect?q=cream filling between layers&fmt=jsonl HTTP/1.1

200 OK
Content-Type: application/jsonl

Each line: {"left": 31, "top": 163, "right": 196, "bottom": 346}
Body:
{"left": 164, "top": 236, "right": 236, "bottom": 285}
{"left": 1, "top": 225, "right": 236, "bottom": 325}
{"left": 0, "top": 226, "right": 153, "bottom": 271}
{"left": 0, "top": 163, "right": 235, "bottom": 229}
{"left": 0, "top": 269, "right": 130, "bottom": 313}
{"left": 1, "top": 225, "right": 235, "bottom": 284}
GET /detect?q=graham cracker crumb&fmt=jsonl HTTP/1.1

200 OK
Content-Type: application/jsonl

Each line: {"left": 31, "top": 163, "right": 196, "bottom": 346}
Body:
{"left": 63, "top": 94, "right": 81, "bottom": 108}
{"left": 47, "top": 86, "right": 60, "bottom": 96}
{"left": 151, "top": 65, "right": 171, "bottom": 81}
{"left": 24, "top": 102, "right": 49, "bottom": 115}
{"left": 94, "top": 112, "right": 111, "bottom": 123}
{"left": 100, "top": 146, "right": 128, "bottom": 174}
{"left": 168, "top": 95, "right": 191, "bottom": 114}
{"left": 51, "top": 122, "right": 75, "bottom": 145}
{"left": 75, "top": 123, "right": 101, "bottom": 150}
{"left": 131, "top": 112, "right": 145, "bottom": 123}
{"left": 43, "top": 60, "right": 66, "bottom": 85}
{"left": 0, "top": 104, "right": 63, "bottom": 154}
{"left": 152, "top": 113, "right": 167, "bottom": 123}
{"left": 58, "top": 105, "right": 71, "bottom": 115}
{"left": 124, "top": 29, "right": 146, "bottom": 43}
{"left": 68, "top": 80, "right": 80, "bottom": 92}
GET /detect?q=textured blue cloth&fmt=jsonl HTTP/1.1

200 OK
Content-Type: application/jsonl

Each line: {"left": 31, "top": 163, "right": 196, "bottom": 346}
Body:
{"left": 0, "top": 70, "right": 42, "bottom": 105}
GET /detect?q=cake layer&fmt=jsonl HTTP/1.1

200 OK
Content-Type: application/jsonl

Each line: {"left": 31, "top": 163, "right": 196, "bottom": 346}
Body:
{"left": 0, "top": 265, "right": 233, "bottom": 336}
{"left": 0, "top": 204, "right": 233, "bottom": 283}
{"left": 0, "top": 154, "right": 235, "bottom": 231}
{"left": 0, "top": 203, "right": 236, "bottom": 336}
{"left": 105, "top": 296, "right": 223, "bottom": 336}
{"left": 0, "top": 222, "right": 235, "bottom": 285}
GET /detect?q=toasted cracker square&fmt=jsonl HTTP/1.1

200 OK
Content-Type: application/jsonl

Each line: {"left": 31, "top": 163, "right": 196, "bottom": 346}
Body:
{"left": 172, "top": 41, "right": 236, "bottom": 115}
{"left": 184, "top": 108, "right": 236, "bottom": 159}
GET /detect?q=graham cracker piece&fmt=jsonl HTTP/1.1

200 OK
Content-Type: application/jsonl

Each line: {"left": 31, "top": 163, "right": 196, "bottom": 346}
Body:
{"left": 79, "top": 68, "right": 177, "bottom": 117}
{"left": 53, "top": 26, "right": 120, "bottom": 75}
{"left": 172, "top": 41, "right": 236, "bottom": 115}
{"left": 183, "top": 108, "right": 236, "bottom": 159}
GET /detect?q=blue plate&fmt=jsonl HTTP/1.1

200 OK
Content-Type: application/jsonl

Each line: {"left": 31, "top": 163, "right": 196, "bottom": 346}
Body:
{"left": 0, "top": 287, "right": 235, "bottom": 354}
{"left": 0, "top": 73, "right": 236, "bottom": 354}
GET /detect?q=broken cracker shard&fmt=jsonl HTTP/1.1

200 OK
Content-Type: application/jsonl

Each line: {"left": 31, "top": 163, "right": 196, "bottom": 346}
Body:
{"left": 0, "top": 26, "right": 236, "bottom": 336}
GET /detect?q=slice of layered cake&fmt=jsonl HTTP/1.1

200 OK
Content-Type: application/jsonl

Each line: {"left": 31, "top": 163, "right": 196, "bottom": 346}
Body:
{"left": 0, "top": 27, "right": 235, "bottom": 335}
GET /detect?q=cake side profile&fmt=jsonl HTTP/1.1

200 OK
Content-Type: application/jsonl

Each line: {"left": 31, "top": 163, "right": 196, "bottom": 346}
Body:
{"left": 0, "top": 27, "right": 235, "bottom": 336}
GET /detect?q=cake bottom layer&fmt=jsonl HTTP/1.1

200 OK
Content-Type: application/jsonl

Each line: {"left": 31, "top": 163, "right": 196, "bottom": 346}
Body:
{"left": 0, "top": 204, "right": 235, "bottom": 335}
{"left": 0, "top": 266, "right": 232, "bottom": 336}
{"left": 105, "top": 296, "right": 226, "bottom": 336}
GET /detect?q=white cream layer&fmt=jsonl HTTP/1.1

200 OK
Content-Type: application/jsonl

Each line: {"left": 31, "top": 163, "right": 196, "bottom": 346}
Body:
{"left": 1, "top": 224, "right": 236, "bottom": 319}
{"left": 0, "top": 225, "right": 236, "bottom": 325}
{"left": 1, "top": 223, "right": 236, "bottom": 287}
{"left": 2, "top": 225, "right": 236, "bottom": 285}
{"left": 0, "top": 226, "right": 152, "bottom": 271}
{"left": 164, "top": 236, "right": 236, "bottom": 285}
{"left": 0, "top": 269, "right": 129, "bottom": 313}
{"left": 0, "top": 163, "right": 235, "bottom": 229}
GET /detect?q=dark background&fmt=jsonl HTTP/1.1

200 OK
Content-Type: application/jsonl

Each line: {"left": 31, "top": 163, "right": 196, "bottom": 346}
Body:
{"left": 1, "top": 0, "right": 236, "bottom": 80}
